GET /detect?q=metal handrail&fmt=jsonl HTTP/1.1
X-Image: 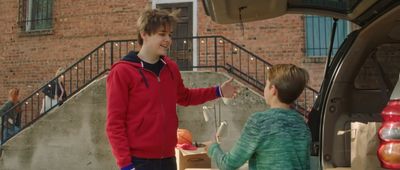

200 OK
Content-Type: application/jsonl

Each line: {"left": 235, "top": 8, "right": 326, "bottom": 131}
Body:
{"left": 1, "top": 36, "right": 319, "bottom": 144}
{"left": 0, "top": 40, "right": 138, "bottom": 144}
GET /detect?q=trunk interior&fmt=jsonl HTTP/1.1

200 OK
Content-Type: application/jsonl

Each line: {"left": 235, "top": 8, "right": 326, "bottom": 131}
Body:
{"left": 322, "top": 5, "right": 400, "bottom": 169}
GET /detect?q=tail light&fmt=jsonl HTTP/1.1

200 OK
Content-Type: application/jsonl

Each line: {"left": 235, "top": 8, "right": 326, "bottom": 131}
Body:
{"left": 378, "top": 100, "right": 400, "bottom": 169}
{"left": 378, "top": 74, "right": 400, "bottom": 169}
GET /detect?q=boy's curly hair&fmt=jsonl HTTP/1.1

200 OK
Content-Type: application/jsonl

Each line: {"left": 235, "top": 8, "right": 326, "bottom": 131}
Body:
{"left": 137, "top": 8, "right": 180, "bottom": 45}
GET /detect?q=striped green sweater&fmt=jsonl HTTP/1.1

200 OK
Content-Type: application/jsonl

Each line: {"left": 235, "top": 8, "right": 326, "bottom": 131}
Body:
{"left": 208, "top": 108, "right": 311, "bottom": 170}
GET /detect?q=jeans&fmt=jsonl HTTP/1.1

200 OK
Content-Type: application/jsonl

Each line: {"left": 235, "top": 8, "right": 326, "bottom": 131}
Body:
{"left": 131, "top": 156, "right": 177, "bottom": 170}
{"left": 40, "top": 96, "right": 58, "bottom": 114}
{"left": 3, "top": 125, "right": 20, "bottom": 141}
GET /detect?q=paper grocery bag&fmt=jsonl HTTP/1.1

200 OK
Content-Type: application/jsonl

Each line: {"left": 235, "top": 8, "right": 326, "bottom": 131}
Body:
{"left": 351, "top": 122, "right": 384, "bottom": 170}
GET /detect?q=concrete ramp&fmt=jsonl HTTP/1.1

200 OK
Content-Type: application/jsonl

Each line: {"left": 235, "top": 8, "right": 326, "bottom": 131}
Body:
{"left": 0, "top": 72, "right": 266, "bottom": 169}
{"left": 0, "top": 74, "right": 114, "bottom": 169}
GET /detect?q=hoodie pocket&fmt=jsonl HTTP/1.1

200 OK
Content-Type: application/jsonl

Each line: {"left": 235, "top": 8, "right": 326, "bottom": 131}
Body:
{"left": 136, "top": 113, "right": 157, "bottom": 135}
{"left": 127, "top": 112, "right": 159, "bottom": 149}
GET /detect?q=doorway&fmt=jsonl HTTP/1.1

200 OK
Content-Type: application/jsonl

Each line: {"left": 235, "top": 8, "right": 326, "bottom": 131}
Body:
{"left": 157, "top": 2, "right": 193, "bottom": 70}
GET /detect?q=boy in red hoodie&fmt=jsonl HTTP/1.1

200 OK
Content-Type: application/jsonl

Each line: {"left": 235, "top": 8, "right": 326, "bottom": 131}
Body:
{"left": 106, "top": 8, "right": 238, "bottom": 170}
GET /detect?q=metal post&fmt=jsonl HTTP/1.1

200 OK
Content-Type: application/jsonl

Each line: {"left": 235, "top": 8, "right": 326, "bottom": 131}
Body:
{"left": 111, "top": 42, "right": 114, "bottom": 65}
{"left": 1, "top": 116, "right": 3, "bottom": 144}
{"left": 214, "top": 37, "right": 217, "bottom": 72}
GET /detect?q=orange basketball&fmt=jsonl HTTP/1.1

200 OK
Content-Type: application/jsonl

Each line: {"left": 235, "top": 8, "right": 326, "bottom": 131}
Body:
{"left": 177, "top": 128, "right": 193, "bottom": 145}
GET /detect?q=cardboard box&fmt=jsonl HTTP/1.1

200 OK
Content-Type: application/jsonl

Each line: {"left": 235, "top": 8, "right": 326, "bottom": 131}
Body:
{"left": 175, "top": 147, "right": 211, "bottom": 170}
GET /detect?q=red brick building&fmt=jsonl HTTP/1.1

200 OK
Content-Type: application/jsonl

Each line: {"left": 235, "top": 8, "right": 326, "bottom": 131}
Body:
{"left": 0, "top": 0, "right": 330, "bottom": 103}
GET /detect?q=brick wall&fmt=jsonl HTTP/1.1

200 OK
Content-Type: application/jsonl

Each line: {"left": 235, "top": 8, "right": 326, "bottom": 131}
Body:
{"left": 0, "top": 0, "right": 325, "bottom": 104}
{"left": 196, "top": 0, "right": 325, "bottom": 90}
{"left": 0, "top": 0, "right": 149, "bottom": 104}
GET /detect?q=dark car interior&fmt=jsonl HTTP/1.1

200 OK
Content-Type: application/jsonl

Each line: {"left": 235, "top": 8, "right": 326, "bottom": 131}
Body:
{"left": 320, "top": 5, "right": 400, "bottom": 169}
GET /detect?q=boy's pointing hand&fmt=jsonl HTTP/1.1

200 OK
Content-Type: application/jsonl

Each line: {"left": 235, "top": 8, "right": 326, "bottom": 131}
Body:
{"left": 221, "top": 78, "right": 239, "bottom": 98}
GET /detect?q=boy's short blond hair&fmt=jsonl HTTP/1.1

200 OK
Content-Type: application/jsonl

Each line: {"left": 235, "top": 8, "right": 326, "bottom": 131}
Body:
{"left": 136, "top": 8, "right": 180, "bottom": 45}
{"left": 267, "top": 64, "right": 309, "bottom": 104}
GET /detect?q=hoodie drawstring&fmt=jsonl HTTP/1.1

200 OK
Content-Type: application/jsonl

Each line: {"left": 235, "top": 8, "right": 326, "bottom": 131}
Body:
{"left": 160, "top": 58, "right": 174, "bottom": 80}
{"left": 137, "top": 68, "right": 149, "bottom": 88}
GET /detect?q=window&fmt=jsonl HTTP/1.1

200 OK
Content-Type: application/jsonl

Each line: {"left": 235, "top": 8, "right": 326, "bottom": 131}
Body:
{"left": 19, "top": 0, "right": 53, "bottom": 32}
{"left": 289, "top": 0, "right": 362, "bottom": 14}
{"left": 304, "top": 15, "right": 350, "bottom": 57}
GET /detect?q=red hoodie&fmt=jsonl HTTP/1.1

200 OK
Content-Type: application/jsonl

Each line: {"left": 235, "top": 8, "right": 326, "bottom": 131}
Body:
{"left": 106, "top": 55, "right": 219, "bottom": 168}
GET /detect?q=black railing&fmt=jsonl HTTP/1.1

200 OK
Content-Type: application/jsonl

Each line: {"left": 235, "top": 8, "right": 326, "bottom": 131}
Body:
{"left": 0, "top": 39, "right": 140, "bottom": 144}
{"left": 167, "top": 36, "right": 318, "bottom": 114}
{"left": 1, "top": 36, "right": 318, "bottom": 144}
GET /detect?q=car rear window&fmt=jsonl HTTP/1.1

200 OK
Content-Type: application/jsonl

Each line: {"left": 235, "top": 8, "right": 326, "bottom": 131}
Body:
{"left": 354, "top": 43, "right": 400, "bottom": 89}
{"left": 288, "top": 0, "right": 362, "bottom": 13}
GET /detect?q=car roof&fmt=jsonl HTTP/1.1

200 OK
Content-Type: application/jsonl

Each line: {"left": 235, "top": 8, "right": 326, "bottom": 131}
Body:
{"left": 203, "top": 0, "right": 398, "bottom": 26}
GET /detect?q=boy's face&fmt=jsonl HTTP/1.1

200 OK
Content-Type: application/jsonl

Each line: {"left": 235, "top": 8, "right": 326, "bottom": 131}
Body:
{"left": 142, "top": 25, "right": 173, "bottom": 56}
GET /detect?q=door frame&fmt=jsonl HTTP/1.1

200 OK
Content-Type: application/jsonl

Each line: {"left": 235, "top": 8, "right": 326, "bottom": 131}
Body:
{"left": 152, "top": 0, "right": 199, "bottom": 68}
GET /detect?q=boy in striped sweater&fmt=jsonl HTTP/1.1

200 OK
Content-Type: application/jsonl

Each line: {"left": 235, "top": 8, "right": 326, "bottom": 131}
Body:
{"left": 206, "top": 64, "right": 311, "bottom": 170}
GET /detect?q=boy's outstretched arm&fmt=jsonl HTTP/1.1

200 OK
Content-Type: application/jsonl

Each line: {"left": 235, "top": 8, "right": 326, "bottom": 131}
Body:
{"left": 176, "top": 69, "right": 239, "bottom": 106}
{"left": 207, "top": 114, "right": 261, "bottom": 170}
